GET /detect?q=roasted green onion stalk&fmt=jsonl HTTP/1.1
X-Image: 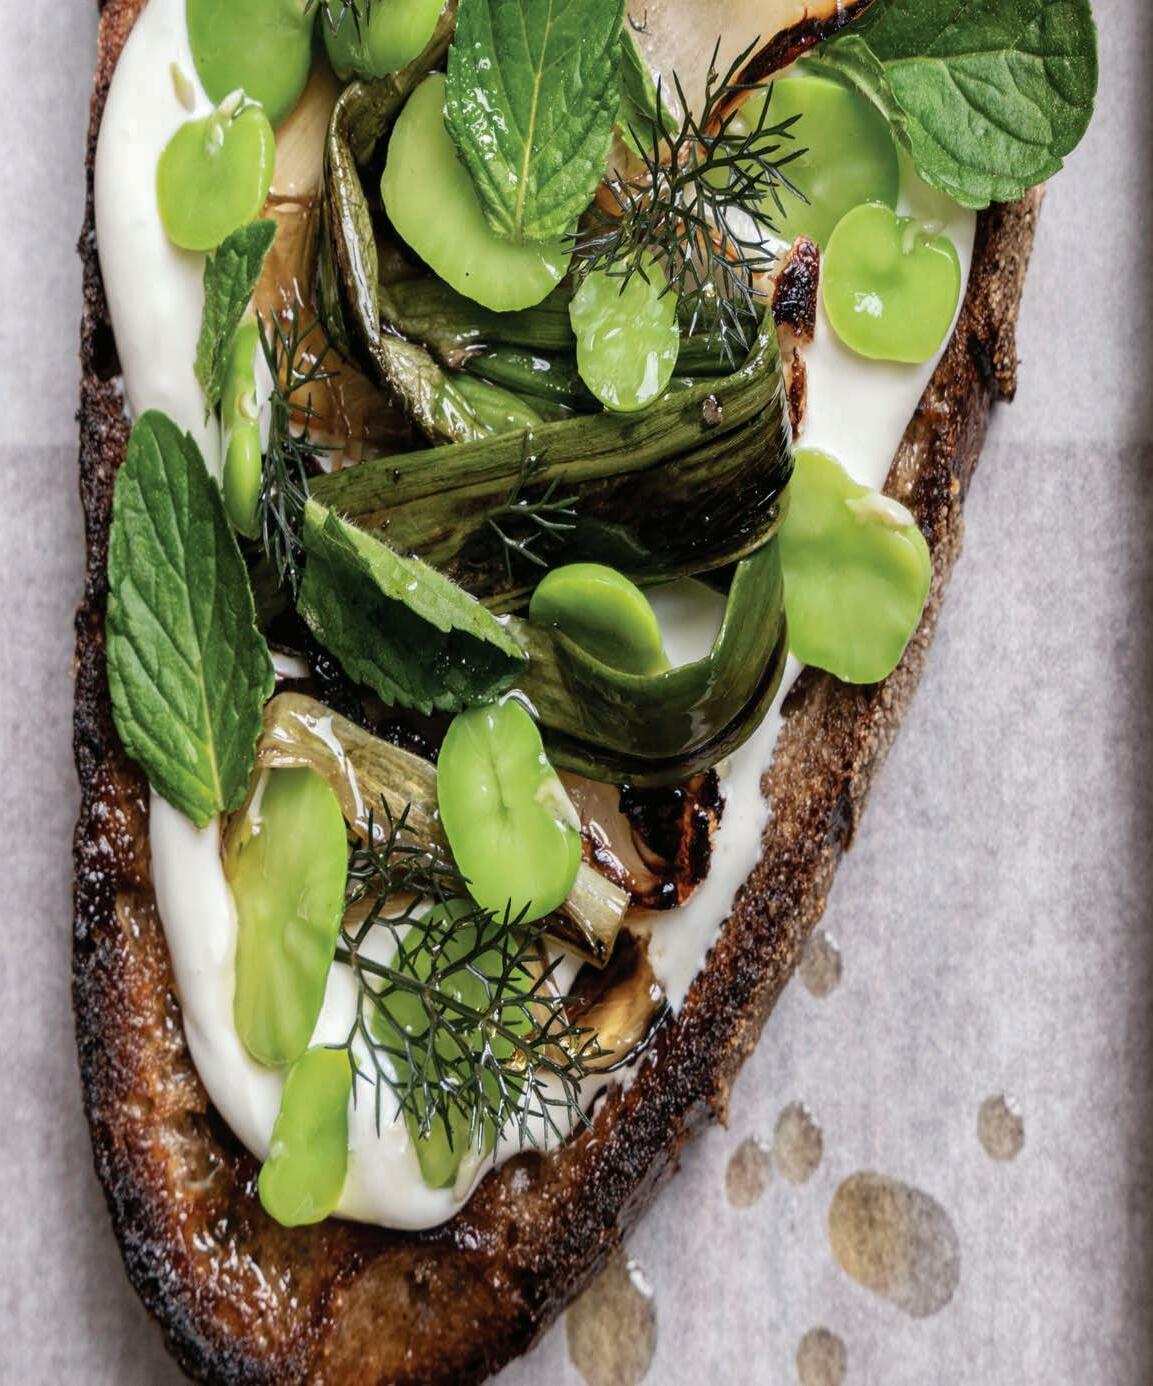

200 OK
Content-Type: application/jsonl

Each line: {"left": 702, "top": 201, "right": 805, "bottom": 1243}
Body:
{"left": 255, "top": 692, "right": 628, "bottom": 966}
{"left": 311, "top": 320, "right": 792, "bottom": 611}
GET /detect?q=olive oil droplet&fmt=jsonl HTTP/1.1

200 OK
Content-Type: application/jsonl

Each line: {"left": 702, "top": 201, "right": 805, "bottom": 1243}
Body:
{"left": 828, "top": 1172, "right": 960, "bottom": 1318}
{"left": 725, "top": 1137, "right": 772, "bottom": 1207}
{"left": 799, "top": 931, "right": 842, "bottom": 999}
{"left": 566, "top": 1247, "right": 656, "bottom": 1386}
{"left": 796, "top": 1327, "right": 847, "bottom": 1386}
{"left": 773, "top": 1102, "right": 823, "bottom": 1184}
{"left": 977, "top": 1094, "right": 1024, "bottom": 1161}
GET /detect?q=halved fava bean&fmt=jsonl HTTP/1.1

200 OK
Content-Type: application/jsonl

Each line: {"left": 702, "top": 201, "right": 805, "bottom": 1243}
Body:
{"left": 186, "top": 0, "right": 316, "bottom": 127}
{"left": 226, "top": 767, "right": 349, "bottom": 1067}
{"left": 373, "top": 898, "right": 535, "bottom": 1188}
{"left": 437, "top": 700, "right": 582, "bottom": 924}
{"left": 529, "top": 564, "right": 668, "bottom": 676}
{"left": 221, "top": 319, "right": 262, "bottom": 539}
{"left": 259, "top": 1046, "right": 352, "bottom": 1226}
{"left": 157, "top": 99, "right": 276, "bottom": 252}
{"left": 569, "top": 256, "right": 680, "bottom": 413}
{"left": 779, "top": 448, "right": 931, "bottom": 684}
{"left": 381, "top": 75, "right": 569, "bottom": 313}
{"left": 738, "top": 75, "right": 900, "bottom": 250}
{"left": 323, "top": 0, "right": 444, "bottom": 79}
{"left": 822, "top": 203, "right": 960, "bottom": 364}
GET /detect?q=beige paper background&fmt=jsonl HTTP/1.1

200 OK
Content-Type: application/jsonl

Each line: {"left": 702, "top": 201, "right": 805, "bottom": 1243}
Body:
{"left": 1, "top": 1, "right": 1146, "bottom": 1381}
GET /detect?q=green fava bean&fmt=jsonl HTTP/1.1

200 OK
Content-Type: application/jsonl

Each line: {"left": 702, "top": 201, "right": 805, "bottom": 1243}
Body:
{"left": 437, "top": 700, "right": 582, "bottom": 924}
{"left": 569, "top": 257, "right": 680, "bottom": 413}
{"left": 323, "top": 0, "right": 444, "bottom": 79}
{"left": 157, "top": 99, "right": 275, "bottom": 252}
{"left": 259, "top": 1046, "right": 352, "bottom": 1226}
{"left": 529, "top": 564, "right": 668, "bottom": 676}
{"left": 739, "top": 75, "right": 899, "bottom": 249}
{"left": 222, "top": 320, "right": 262, "bottom": 539}
{"left": 382, "top": 75, "right": 569, "bottom": 313}
{"left": 780, "top": 448, "right": 931, "bottom": 685}
{"left": 822, "top": 203, "right": 961, "bottom": 365}
{"left": 373, "top": 899, "right": 533, "bottom": 1188}
{"left": 186, "top": 0, "right": 315, "bottom": 127}
{"left": 227, "top": 767, "right": 349, "bottom": 1068}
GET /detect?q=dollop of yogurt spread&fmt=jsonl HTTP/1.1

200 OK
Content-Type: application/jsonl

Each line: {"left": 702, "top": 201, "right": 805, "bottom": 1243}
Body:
{"left": 95, "top": 0, "right": 974, "bottom": 1229}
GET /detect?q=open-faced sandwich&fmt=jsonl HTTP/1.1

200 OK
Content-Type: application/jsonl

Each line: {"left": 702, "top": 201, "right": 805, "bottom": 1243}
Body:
{"left": 74, "top": 0, "right": 1097, "bottom": 1379}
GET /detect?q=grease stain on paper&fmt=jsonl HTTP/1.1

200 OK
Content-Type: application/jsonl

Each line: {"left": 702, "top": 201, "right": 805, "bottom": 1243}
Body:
{"left": 566, "top": 1247, "right": 656, "bottom": 1386}
{"left": 796, "top": 1327, "right": 847, "bottom": 1386}
{"left": 978, "top": 1094, "right": 1024, "bottom": 1161}
{"left": 774, "top": 1102, "right": 823, "bottom": 1184}
{"left": 725, "top": 1136, "right": 772, "bottom": 1207}
{"left": 798, "top": 930, "right": 843, "bottom": 998}
{"left": 829, "top": 1171, "right": 960, "bottom": 1318}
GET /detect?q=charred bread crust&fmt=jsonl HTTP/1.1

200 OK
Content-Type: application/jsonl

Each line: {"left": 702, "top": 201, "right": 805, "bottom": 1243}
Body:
{"left": 73, "top": 2, "right": 1042, "bottom": 1380}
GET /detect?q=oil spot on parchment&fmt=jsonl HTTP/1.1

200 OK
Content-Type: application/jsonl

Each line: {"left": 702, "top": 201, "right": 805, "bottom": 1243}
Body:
{"left": 978, "top": 1094, "right": 1024, "bottom": 1161}
{"left": 796, "top": 1327, "right": 847, "bottom": 1386}
{"left": 725, "top": 1137, "right": 772, "bottom": 1207}
{"left": 774, "top": 1102, "right": 823, "bottom": 1184}
{"left": 829, "top": 1171, "right": 960, "bottom": 1318}
{"left": 798, "top": 930, "right": 842, "bottom": 999}
{"left": 566, "top": 1247, "right": 656, "bottom": 1386}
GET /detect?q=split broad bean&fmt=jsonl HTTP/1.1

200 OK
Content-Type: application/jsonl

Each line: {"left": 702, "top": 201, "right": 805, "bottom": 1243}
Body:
{"left": 259, "top": 1046, "right": 352, "bottom": 1225}
{"left": 569, "top": 256, "right": 680, "bottom": 413}
{"left": 226, "top": 767, "right": 349, "bottom": 1068}
{"left": 323, "top": 0, "right": 444, "bottom": 80}
{"left": 529, "top": 564, "right": 668, "bottom": 676}
{"left": 157, "top": 97, "right": 275, "bottom": 252}
{"left": 221, "top": 320, "right": 262, "bottom": 539}
{"left": 381, "top": 75, "right": 570, "bottom": 313}
{"left": 822, "top": 203, "right": 960, "bottom": 364}
{"left": 779, "top": 448, "right": 931, "bottom": 684}
{"left": 186, "top": 0, "right": 315, "bottom": 127}
{"left": 437, "top": 699, "right": 582, "bottom": 924}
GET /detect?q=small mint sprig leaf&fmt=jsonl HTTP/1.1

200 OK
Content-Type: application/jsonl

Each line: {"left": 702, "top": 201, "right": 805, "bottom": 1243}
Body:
{"left": 615, "top": 25, "right": 671, "bottom": 159}
{"left": 816, "top": 0, "right": 1097, "bottom": 209}
{"left": 445, "top": 0, "right": 626, "bottom": 243}
{"left": 297, "top": 500, "right": 526, "bottom": 714}
{"left": 106, "top": 411, "right": 275, "bottom": 827}
{"left": 194, "top": 220, "right": 277, "bottom": 413}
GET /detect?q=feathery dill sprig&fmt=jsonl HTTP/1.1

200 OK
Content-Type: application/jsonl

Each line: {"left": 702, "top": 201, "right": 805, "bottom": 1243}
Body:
{"left": 257, "top": 306, "right": 334, "bottom": 597}
{"left": 486, "top": 435, "right": 578, "bottom": 581}
{"left": 574, "top": 36, "right": 807, "bottom": 364}
{"left": 334, "top": 802, "right": 602, "bottom": 1149}
{"left": 305, "top": 0, "right": 376, "bottom": 35}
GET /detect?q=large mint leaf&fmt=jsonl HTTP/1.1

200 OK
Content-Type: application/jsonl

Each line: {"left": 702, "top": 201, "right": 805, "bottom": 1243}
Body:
{"left": 818, "top": 0, "right": 1097, "bottom": 208}
{"left": 106, "top": 411, "right": 274, "bottom": 826}
{"left": 445, "top": 0, "right": 625, "bottom": 241}
{"left": 298, "top": 501, "right": 525, "bottom": 714}
{"left": 194, "top": 220, "right": 277, "bottom": 412}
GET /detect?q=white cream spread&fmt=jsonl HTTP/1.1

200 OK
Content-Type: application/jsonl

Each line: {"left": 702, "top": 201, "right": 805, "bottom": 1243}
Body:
{"left": 97, "top": 0, "right": 975, "bottom": 1228}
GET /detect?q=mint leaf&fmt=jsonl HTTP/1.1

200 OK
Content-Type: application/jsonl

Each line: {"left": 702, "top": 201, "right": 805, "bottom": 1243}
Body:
{"left": 194, "top": 220, "right": 277, "bottom": 412}
{"left": 106, "top": 411, "right": 274, "bottom": 827}
{"left": 615, "top": 26, "right": 670, "bottom": 157}
{"left": 817, "top": 0, "right": 1097, "bottom": 208}
{"left": 298, "top": 501, "right": 525, "bottom": 714}
{"left": 445, "top": 0, "right": 625, "bottom": 242}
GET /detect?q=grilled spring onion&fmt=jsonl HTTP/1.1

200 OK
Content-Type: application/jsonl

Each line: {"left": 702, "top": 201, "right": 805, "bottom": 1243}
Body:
{"left": 321, "top": 65, "right": 733, "bottom": 444}
{"left": 310, "top": 319, "right": 792, "bottom": 611}
{"left": 376, "top": 276, "right": 736, "bottom": 380}
{"left": 298, "top": 503, "right": 789, "bottom": 788}
{"left": 254, "top": 691, "right": 628, "bottom": 966}
{"left": 518, "top": 541, "right": 789, "bottom": 784}
{"left": 317, "top": 16, "right": 537, "bottom": 446}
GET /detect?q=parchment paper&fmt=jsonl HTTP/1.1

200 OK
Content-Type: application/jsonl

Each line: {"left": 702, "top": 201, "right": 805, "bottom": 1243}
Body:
{"left": 1, "top": 1, "right": 1147, "bottom": 1381}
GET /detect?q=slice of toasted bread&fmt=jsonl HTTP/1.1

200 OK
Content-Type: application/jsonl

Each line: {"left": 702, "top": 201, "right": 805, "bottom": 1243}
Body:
{"left": 74, "top": 2, "right": 1041, "bottom": 1380}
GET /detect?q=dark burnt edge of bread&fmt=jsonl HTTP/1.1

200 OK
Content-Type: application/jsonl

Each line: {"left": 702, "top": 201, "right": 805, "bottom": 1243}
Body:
{"left": 73, "top": 3, "right": 1041, "bottom": 1380}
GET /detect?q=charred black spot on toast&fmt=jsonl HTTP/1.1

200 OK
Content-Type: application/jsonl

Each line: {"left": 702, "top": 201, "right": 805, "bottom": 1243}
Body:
{"left": 772, "top": 237, "right": 820, "bottom": 344}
